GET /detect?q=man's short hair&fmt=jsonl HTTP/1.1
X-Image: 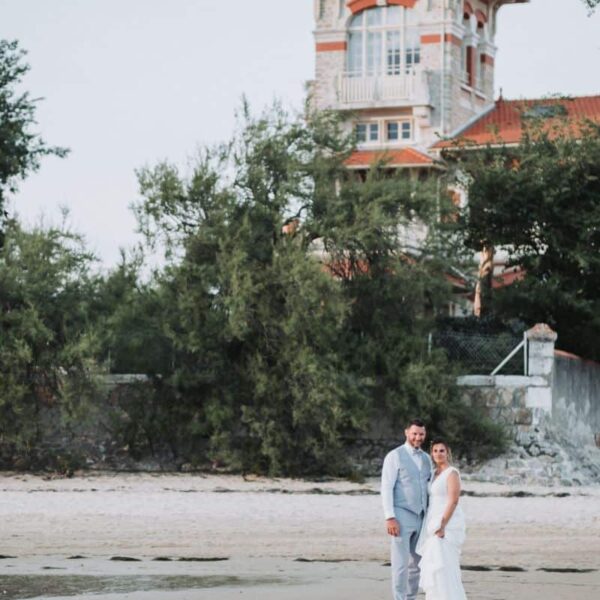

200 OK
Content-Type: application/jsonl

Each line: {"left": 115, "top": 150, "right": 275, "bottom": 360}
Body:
{"left": 407, "top": 418, "right": 426, "bottom": 429}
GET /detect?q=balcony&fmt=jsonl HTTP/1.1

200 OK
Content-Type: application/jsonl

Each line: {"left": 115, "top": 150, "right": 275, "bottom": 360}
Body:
{"left": 336, "top": 68, "right": 429, "bottom": 109}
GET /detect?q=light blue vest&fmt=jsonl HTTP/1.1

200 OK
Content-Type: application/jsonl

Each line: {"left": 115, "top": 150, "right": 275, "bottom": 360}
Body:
{"left": 392, "top": 445, "right": 431, "bottom": 516}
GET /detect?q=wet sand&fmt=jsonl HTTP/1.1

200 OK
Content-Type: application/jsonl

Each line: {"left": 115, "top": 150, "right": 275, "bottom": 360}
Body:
{"left": 0, "top": 473, "right": 598, "bottom": 599}
{"left": 1, "top": 556, "right": 599, "bottom": 600}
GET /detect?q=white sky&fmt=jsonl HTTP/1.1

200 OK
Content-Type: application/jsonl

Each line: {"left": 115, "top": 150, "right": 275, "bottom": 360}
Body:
{"left": 1, "top": 0, "right": 599, "bottom": 268}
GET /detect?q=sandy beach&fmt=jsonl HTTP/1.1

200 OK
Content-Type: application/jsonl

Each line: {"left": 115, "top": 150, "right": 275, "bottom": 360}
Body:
{"left": 0, "top": 472, "right": 599, "bottom": 599}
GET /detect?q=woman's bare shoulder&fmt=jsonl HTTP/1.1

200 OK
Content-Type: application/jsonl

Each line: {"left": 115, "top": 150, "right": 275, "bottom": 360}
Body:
{"left": 447, "top": 467, "right": 461, "bottom": 480}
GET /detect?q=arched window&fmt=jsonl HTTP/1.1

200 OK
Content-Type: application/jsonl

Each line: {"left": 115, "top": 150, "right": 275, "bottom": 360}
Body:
{"left": 461, "top": 12, "right": 473, "bottom": 86}
{"left": 475, "top": 20, "right": 485, "bottom": 90}
{"left": 347, "top": 6, "right": 420, "bottom": 77}
{"left": 474, "top": 13, "right": 486, "bottom": 91}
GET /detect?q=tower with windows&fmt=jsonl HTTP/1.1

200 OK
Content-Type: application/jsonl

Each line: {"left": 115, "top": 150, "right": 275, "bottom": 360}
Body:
{"left": 311, "top": 0, "right": 528, "bottom": 168}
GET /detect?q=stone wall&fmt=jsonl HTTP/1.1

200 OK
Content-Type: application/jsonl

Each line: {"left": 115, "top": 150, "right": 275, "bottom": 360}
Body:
{"left": 457, "top": 324, "right": 558, "bottom": 436}
{"left": 456, "top": 324, "right": 600, "bottom": 450}
{"left": 457, "top": 376, "right": 535, "bottom": 431}
{"left": 15, "top": 326, "right": 600, "bottom": 484}
{"left": 456, "top": 324, "right": 600, "bottom": 485}
{"left": 335, "top": 324, "right": 600, "bottom": 483}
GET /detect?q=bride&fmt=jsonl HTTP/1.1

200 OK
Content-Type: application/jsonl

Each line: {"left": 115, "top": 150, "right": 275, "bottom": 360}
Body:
{"left": 416, "top": 439, "right": 467, "bottom": 600}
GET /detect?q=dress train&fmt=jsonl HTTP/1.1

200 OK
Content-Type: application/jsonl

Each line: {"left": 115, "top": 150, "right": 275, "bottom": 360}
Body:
{"left": 416, "top": 466, "right": 467, "bottom": 600}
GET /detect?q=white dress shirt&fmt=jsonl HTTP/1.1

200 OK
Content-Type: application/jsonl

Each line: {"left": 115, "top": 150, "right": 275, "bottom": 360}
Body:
{"left": 405, "top": 442, "right": 423, "bottom": 470}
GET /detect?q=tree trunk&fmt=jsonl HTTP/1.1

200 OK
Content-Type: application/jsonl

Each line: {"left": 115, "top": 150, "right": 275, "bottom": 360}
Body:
{"left": 473, "top": 244, "right": 494, "bottom": 317}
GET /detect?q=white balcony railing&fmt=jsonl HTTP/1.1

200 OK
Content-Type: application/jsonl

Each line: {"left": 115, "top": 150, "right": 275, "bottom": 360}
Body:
{"left": 337, "top": 69, "right": 427, "bottom": 106}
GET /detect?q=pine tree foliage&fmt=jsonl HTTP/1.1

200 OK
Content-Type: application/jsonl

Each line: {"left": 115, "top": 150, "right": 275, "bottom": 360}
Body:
{"left": 131, "top": 105, "right": 505, "bottom": 474}
{"left": 0, "top": 219, "right": 99, "bottom": 468}
{"left": 0, "top": 40, "right": 68, "bottom": 239}
{"left": 133, "top": 106, "right": 359, "bottom": 473}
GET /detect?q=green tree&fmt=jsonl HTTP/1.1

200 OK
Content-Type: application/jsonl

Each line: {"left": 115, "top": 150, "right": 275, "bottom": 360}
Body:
{"left": 307, "top": 161, "right": 503, "bottom": 460}
{"left": 0, "top": 40, "right": 67, "bottom": 241}
{"left": 0, "top": 218, "right": 99, "bottom": 468}
{"left": 132, "top": 105, "right": 505, "bottom": 473}
{"left": 86, "top": 258, "right": 183, "bottom": 462}
{"left": 91, "top": 252, "right": 174, "bottom": 375}
{"left": 452, "top": 118, "right": 600, "bottom": 360}
{"left": 133, "top": 106, "right": 356, "bottom": 474}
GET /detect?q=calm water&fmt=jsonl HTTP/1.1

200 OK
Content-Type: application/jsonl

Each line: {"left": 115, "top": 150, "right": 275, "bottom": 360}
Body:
{"left": 0, "top": 574, "right": 279, "bottom": 599}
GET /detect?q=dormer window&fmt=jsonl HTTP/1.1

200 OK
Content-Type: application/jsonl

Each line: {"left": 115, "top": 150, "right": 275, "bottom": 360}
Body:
{"left": 522, "top": 104, "right": 567, "bottom": 119}
{"left": 347, "top": 6, "right": 421, "bottom": 78}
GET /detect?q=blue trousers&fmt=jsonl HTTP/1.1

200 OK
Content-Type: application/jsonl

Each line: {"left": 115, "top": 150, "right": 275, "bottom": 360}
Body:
{"left": 390, "top": 508, "right": 424, "bottom": 600}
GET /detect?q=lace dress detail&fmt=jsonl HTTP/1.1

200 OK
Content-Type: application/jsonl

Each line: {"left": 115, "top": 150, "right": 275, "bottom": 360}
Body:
{"left": 416, "top": 466, "right": 467, "bottom": 600}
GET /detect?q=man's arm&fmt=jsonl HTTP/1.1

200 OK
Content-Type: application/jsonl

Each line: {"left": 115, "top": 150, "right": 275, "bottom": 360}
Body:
{"left": 381, "top": 450, "right": 400, "bottom": 536}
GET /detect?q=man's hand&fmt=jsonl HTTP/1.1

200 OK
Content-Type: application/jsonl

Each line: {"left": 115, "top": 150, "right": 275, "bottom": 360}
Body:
{"left": 386, "top": 518, "right": 400, "bottom": 537}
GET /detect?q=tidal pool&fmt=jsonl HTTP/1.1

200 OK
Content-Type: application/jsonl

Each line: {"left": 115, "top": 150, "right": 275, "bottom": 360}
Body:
{"left": 0, "top": 574, "right": 279, "bottom": 599}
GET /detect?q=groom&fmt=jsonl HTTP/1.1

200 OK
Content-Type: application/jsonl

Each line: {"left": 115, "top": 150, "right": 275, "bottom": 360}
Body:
{"left": 381, "top": 418, "right": 431, "bottom": 600}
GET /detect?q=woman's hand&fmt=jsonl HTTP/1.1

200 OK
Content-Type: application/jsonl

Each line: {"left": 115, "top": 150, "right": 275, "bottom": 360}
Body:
{"left": 435, "top": 526, "right": 445, "bottom": 538}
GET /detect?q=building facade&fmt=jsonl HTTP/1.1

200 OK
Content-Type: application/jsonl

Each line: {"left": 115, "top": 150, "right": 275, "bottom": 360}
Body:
{"left": 310, "top": 1, "right": 600, "bottom": 317}
{"left": 310, "top": 0, "right": 527, "bottom": 167}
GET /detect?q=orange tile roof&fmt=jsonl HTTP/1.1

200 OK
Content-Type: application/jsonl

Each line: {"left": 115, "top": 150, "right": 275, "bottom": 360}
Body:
{"left": 345, "top": 148, "right": 435, "bottom": 168}
{"left": 465, "top": 268, "right": 526, "bottom": 301}
{"left": 434, "top": 95, "right": 600, "bottom": 149}
{"left": 555, "top": 348, "right": 600, "bottom": 366}
{"left": 554, "top": 349, "right": 581, "bottom": 360}
{"left": 445, "top": 272, "right": 470, "bottom": 291}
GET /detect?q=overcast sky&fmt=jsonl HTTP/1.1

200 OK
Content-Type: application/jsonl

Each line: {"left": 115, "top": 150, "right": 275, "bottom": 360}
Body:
{"left": 2, "top": 0, "right": 599, "bottom": 268}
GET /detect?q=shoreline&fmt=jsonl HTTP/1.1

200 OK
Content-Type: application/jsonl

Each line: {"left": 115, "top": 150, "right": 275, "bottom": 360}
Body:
{"left": 1, "top": 556, "right": 598, "bottom": 600}
{"left": 1, "top": 472, "right": 598, "bottom": 599}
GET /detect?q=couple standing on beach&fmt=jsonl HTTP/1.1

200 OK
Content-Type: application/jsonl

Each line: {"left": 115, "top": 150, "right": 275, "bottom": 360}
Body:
{"left": 381, "top": 418, "right": 467, "bottom": 600}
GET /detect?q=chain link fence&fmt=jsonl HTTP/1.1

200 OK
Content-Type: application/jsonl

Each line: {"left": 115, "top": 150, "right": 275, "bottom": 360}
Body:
{"left": 430, "top": 330, "right": 525, "bottom": 375}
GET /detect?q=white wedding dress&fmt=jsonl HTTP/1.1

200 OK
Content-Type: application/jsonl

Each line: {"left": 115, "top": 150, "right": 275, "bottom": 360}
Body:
{"left": 416, "top": 466, "right": 467, "bottom": 600}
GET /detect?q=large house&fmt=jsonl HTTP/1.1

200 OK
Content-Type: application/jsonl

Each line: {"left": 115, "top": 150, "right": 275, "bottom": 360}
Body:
{"left": 309, "top": 0, "right": 600, "bottom": 314}
{"left": 311, "top": 0, "right": 600, "bottom": 165}
{"left": 310, "top": 0, "right": 526, "bottom": 165}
